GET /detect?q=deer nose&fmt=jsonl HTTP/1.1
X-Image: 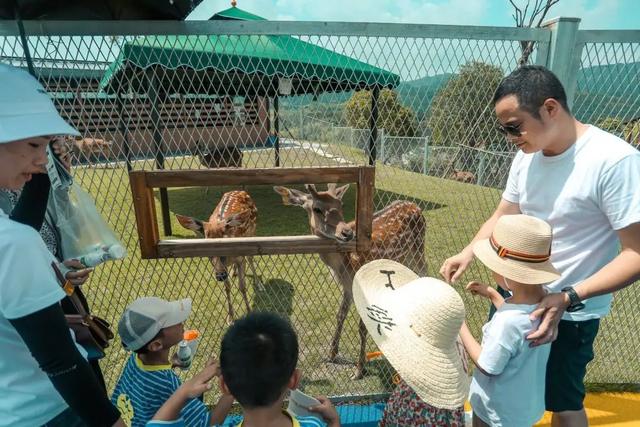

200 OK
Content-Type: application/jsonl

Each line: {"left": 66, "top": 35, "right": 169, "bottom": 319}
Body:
{"left": 340, "top": 228, "right": 354, "bottom": 241}
{"left": 216, "top": 271, "right": 228, "bottom": 282}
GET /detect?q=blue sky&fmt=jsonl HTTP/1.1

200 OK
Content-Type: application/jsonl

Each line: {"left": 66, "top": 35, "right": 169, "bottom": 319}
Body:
{"left": 188, "top": 0, "right": 639, "bottom": 29}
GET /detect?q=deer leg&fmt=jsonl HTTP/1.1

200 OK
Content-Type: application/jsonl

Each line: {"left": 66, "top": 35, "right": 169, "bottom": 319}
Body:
{"left": 223, "top": 278, "right": 235, "bottom": 325}
{"left": 236, "top": 260, "right": 251, "bottom": 313}
{"left": 247, "top": 257, "right": 264, "bottom": 291}
{"left": 354, "top": 319, "right": 368, "bottom": 380}
{"left": 329, "top": 292, "right": 351, "bottom": 362}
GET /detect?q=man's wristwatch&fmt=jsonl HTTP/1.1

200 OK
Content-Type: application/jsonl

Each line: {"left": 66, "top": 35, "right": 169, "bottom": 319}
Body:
{"left": 561, "top": 287, "right": 585, "bottom": 312}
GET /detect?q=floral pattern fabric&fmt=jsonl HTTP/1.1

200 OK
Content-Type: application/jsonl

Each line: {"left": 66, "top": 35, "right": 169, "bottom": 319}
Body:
{"left": 380, "top": 378, "right": 465, "bottom": 427}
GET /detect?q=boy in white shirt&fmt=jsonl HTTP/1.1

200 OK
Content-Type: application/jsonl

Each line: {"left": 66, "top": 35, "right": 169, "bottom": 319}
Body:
{"left": 459, "top": 214, "right": 560, "bottom": 427}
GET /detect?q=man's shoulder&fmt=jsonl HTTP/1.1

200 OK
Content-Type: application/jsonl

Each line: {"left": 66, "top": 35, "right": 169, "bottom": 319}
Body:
{"left": 584, "top": 126, "right": 638, "bottom": 164}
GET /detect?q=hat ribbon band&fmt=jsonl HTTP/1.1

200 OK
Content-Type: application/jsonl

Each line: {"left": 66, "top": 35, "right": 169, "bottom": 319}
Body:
{"left": 490, "top": 235, "right": 550, "bottom": 263}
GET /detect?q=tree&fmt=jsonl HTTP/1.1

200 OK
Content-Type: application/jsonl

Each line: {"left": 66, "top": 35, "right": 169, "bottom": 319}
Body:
{"left": 343, "top": 88, "right": 418, "bottom": 137}
{"left": 510, "top": 0, "right": 560, "bottom": 65}
{"left": 424, "top": 61, "right": 504, "bottom": 148}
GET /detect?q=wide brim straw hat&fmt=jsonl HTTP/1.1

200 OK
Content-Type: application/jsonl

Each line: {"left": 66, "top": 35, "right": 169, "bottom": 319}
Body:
{"left": 353, "top": 259, "right": 470, "bottom": 410}
{"left": 473, "top": 214, "right": 561, "bottom": 285}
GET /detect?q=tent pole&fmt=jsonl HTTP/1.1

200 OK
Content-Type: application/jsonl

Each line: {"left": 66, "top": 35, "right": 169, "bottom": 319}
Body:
{"left": 274, "top": 95, "right": 280, "bottom": 167}
{"left": 147, "top": 69, "right": 172, "bottom": 236}
{"left": 368, "top": 85, "right": 380, "bottom": 166}
{"left": 117, "top": 94, "right": 132, "bottom": 172}
{"left": 14, "top": 3, "right": 35, "bottom": 77}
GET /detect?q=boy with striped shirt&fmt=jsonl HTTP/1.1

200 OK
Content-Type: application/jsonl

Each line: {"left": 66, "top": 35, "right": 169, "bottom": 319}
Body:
{"left": 111, "top": 297, "right": 233, "bottom": 426}
{"left": 149, "top": 312, "right": 340, "bottom": 427}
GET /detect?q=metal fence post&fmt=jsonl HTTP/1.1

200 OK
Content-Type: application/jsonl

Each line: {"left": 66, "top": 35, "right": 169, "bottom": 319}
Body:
{"left": 380, "top": 129, "right": 386, "bottom": 163}
{"left": 542, "top": 17, "right": 583, "bottom": 108}
{"left": 422, "top": 137, "right": 429, "bottom": 174}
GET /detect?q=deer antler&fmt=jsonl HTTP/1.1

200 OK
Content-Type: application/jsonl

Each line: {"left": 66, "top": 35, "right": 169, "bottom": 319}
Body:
{"left": 327, "top": 183, "right": 337, "bottom": 195}
{"left": 305, "top": 184, "right": 319, "bottom": 196}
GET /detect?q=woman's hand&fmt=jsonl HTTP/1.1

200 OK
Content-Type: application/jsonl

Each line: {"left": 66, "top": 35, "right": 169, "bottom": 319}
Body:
{"left": 63, "top": 259, "right": 93, "bottom": 286}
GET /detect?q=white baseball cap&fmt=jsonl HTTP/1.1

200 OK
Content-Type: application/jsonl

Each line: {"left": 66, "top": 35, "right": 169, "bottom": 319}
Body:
{"left": 118, "top": 297, "right": 192, "bottom": 351}
{"left": 0, "top": 64, "right": 79, "bottom": 144}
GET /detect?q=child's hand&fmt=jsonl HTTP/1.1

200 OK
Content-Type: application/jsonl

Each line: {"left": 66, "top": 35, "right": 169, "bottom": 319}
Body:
{"left": 308, "top": 396, "right": 340, "bottom": 426}
{"left": 178, "top": 363, "right": 219, "bottom": 399}
{"left": 466, "top": 281, "right": 491, "bottom": 298}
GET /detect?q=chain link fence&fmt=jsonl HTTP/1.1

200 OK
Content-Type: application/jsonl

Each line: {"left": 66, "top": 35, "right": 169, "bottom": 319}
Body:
{"left": 1, "top": 19, "right": 638, "bottom": 402}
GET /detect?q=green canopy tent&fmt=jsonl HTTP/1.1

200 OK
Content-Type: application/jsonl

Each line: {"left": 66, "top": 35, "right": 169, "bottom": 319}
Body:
{"left": 100, "top": 5, "right": 400, "bottom": 235}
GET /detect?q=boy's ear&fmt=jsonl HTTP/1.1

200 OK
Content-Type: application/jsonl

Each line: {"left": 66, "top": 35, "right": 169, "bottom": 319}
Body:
{"left": 146, "top": 338, "right": 163, "bottom": 352}
{"left": 287, "top": 368, "right": 302, "bottom": 390}
{"left": 219, "top": 375, "right": 232, "bottom": 396}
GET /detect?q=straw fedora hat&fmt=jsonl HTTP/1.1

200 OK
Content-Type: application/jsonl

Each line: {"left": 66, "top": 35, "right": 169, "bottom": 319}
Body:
{"left": 353, "top": 259, "right": 470, "bottom": 410}
{"left": 473, "top": 214, "right": 561, "bottom": 285}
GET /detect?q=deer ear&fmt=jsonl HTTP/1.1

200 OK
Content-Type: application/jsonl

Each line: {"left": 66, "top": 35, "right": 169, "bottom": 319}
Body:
{"left": 305, "top": 184, "right": 320, "bottom": 197}
{"left": 175, "top": 214, "right": 205, "bottom": 236}
{"left": 334, "top": 184, "right": 350, "bottom": 200}
{"left": 274, "top": 186, "right": 307, "bottom": 206}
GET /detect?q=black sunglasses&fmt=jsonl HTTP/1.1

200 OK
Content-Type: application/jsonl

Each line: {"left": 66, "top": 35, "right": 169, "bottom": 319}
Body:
{"left": 496, "top": 123, "right": 523, "bottom": 137}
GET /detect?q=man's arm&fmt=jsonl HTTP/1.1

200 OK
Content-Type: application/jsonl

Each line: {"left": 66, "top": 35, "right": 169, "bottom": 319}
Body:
{"left": 528, "top": 222, "right": 640, "bottom": 346}
{"left": 440, "top": 199, "right": 521, "bottom": 283}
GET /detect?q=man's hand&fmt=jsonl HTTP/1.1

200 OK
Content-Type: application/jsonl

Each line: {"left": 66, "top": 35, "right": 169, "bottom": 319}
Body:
{"left": 63, "top": 259, "right": 93, "bottom": 286}
{"left": 309, "top": 396, "right": 340, "bottom": 427}
{"left": 440, "top": 249, "right": 474, "bottom": 283}
{"left": 527, "top": 292, "right": 570, "bottom": 347}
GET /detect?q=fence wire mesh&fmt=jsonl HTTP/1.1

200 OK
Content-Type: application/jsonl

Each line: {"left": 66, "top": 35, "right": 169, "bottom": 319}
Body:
{"left": 1, "top": 21, "right": 638, "bottom": 402}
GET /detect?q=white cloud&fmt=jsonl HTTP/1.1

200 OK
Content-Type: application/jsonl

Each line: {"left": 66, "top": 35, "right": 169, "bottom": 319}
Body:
{"left": 537, "top": 0, "right": 621, "bottom": 29}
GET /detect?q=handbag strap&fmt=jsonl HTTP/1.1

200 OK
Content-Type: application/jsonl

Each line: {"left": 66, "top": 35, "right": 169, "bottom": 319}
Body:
{"left": 51, "top": 262, "right": 89, "bottom": 317}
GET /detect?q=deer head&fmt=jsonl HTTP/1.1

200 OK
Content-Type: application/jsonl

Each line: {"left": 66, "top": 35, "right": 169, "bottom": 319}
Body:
{"left": 175, "top": 213, "right": 244, "bottom": 281}
{"left": 273, "top": 184, "right": 354, "bottom": 242}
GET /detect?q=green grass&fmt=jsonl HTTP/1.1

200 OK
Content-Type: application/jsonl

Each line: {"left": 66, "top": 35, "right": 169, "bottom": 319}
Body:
{"left": 74, "top": 144, "right": 639, "bottom": 401}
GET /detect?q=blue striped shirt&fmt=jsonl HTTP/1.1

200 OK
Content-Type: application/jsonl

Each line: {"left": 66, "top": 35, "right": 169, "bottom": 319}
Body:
{"left": 111, "top": 354, "right": 210, "bottom": 427}
{"left": 147, "top": 411, "right": 326, "bottom": 427}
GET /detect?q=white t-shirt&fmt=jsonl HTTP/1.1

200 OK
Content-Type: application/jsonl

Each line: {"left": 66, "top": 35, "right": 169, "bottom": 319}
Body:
{"left": 502, "top": 126, "right": 640, "bottom": 320}
{"left": 0, "top": 208, "right": 69, "bottom": 427}
{"left": 469, "top": 303, "right": 551, "bottom": 427}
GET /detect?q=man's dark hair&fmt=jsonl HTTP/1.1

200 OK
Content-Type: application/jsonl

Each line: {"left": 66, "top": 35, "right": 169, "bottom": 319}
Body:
{"left": 220, "top": 312, "right": 299, "bottom": 408}
{"left": 492, "top": 65, "right": 571, "bottom": 118}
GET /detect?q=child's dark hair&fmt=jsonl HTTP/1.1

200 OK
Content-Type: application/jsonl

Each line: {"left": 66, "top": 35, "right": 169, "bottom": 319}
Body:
{"left": 492, "top": 65, "right": 571, "bottom": 118}
{"left": 220, "top": 312, "right": 299, "bottom": 408}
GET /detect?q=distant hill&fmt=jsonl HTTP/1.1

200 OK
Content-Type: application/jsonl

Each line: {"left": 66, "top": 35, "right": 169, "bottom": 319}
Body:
{"left": 396, "top": 73, "right": 454, "bottom": 117}
{"left": 281, "top": 62, "right": 639, "bottom": 125}
{"left": 573, "top": 62, "right": 640, "bottom": 123}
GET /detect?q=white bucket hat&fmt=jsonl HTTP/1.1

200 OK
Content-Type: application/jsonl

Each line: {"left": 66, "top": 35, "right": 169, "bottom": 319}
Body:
{"left": 473, "top": 214, "right": 561, "bottom": 285}
{"left": 118, "top": 297, "right": 192, "bottom": 351}
{"left": 0, "top": 64, "right": 79, "bottom": 144}
{"left": 353, "top": 259, "right": 470, "bottom": 410}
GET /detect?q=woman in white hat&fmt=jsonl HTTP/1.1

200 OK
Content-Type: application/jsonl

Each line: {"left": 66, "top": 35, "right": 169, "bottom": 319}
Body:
{"left": 352, "top": 259, "right": 471, "bottom": 426}
{"left": 0, "top": 64, "right": 124, "bottom": 426}
{"left": 459, "top": 214, "right": 560, "bottom": 427}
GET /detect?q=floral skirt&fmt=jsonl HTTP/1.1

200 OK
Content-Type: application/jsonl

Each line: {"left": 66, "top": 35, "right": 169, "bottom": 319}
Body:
{"left": 379, "top": 379, "right": 465, "bottom": 427}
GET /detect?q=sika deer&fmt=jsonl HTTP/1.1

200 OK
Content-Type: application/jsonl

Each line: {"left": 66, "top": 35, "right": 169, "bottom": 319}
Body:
{"left": 176, "top": 190, "right": 258, "bottom": 322}
{"left": 274, "top": 184, "right": 427, "bottom": 378}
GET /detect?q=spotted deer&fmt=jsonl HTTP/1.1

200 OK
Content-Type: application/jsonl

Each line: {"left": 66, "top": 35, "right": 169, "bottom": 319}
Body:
{"left": 176, "top": 190, "right": 259, "bottom": 322}
{"left": 274, "top": 184, "right": 427, "bottom": 379}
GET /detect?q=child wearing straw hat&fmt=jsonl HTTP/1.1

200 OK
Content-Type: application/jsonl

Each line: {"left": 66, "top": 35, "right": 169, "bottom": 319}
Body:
{"left": 459, "top": 214, "right": 560, "bottom": 427}
{"left": 353, "top": 259, "right": 471, "bottom": 426}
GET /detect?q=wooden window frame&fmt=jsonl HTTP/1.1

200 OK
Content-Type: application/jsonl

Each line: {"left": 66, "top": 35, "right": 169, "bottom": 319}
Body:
{"left": 129, "top": 166, "right": 375, "bottom": 259}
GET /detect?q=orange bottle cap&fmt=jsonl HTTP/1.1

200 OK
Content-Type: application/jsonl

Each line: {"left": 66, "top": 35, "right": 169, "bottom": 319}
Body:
{"left": 184, "top": 330, "right": 200, "bottom": 340}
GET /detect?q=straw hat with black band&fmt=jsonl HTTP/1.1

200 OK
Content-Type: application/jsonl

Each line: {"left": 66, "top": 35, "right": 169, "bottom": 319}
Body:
{"left": 472, "top": 214, "right": 561, "bottom": 285}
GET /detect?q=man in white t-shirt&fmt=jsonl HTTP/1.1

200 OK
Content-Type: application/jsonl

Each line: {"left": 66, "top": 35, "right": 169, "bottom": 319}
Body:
{"left": 440, "top": 65, "right": 640, "bottom": 427}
